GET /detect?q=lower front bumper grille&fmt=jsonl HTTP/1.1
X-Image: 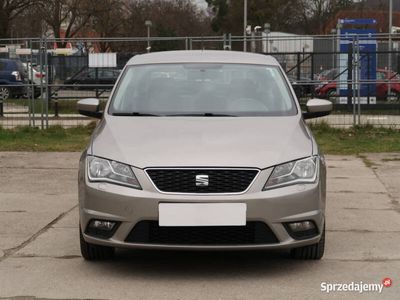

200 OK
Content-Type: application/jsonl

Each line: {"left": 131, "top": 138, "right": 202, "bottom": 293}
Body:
{"left": 125, "top": 221, "right": 279, "bottom": 245}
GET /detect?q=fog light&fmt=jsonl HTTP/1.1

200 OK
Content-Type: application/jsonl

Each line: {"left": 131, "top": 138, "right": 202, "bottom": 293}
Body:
{"left": 288, "top": 221, "right": 315, "bottom": 232}
{"left": 284, "top": 220, "right": 318, "bottom": 240}
{"left": 86, "top": 219, "right": 119, "bottom": 239}
{"left": 90, "top": 220, "right": 116, "bottom": 231}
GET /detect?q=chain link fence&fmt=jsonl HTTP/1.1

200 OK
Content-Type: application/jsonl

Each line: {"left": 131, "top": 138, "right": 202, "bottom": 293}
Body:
{"left": 0, "top": 34, "right": 399, "bottom": 129}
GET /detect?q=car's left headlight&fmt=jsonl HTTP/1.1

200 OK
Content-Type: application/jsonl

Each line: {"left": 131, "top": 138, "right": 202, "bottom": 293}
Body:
{"left": 263, "top": 156, "right": 318, "bottom": 190}
{"left": 87, "top": 156, "right": 141, "bottom": 189}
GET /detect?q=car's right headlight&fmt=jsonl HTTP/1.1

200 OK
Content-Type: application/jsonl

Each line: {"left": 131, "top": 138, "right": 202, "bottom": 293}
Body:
{"left": 263, "top": 156, "right": 318, "bottom": 190}
{"left": 87, "top": 156, "right": 141, "bottom": 189}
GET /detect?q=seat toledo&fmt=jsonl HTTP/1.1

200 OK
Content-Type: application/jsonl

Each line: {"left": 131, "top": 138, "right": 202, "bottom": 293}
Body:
{"left": 77, "top": 50, "right": 332, "bottom": 260}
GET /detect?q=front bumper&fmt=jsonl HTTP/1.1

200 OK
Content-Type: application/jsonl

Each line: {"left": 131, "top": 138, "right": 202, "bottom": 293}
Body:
{"left": 79, "top": 161, "right": 326, "bottom": 250}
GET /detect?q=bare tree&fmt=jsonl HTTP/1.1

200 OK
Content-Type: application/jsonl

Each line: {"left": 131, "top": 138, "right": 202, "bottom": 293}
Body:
{"left": 0, "top": 0, "right": 34, "bottom": 38}
{"left": 87, "top": 0, "right": 126, "bottom": 51}
{"left": 122, "top": 0, "right": 211, "bottom": 51}
{"left": 206, "top": 0, "right": 303, "bottom": 35}
{"left": 35, "top": 0, "right": 96, "bottom": 47}
{"left": 298, "top": 0, "right": 353, "bottom": 34}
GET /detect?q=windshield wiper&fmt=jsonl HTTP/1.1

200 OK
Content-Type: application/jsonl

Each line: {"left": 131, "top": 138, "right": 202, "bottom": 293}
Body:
{"left": 165, "top": 113, "right": 237, "bottom": 117}
{"left": 112, "top": 112, "right": 161, "bottom": 116}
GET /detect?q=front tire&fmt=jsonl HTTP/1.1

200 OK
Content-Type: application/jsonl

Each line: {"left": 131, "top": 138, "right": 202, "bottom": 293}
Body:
{"left": 326, "top": 89, "right": 336, "bottom": 99}
{"left": 386, "top": 91, "right": 400, "bottom": 103}
{"left": 290, "top": 224, "right": 325, "bottom": 260}
{"left": 80, "top": 228, "right": 115, "bottom": 260}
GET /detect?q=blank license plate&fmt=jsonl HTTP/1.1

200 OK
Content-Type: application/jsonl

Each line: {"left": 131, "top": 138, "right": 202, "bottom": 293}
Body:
{"left": 158, "top": 203, "right": 246, "bottom": 227}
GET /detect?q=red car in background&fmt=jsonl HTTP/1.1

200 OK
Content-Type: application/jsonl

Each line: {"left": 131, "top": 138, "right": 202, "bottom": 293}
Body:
{"left": 315, "top": 69, "right": 400, "bottom": 100}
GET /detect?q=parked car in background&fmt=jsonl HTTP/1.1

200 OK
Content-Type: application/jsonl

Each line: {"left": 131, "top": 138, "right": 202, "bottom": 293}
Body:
{"left": 0, "top": 58, "right": 27, "bottom": 100}
{"left": 316, "top": 68, "right": 339, "bottom": 82}
{"left": 64, "top": 67, "right": 121, "bottom": 90}
{"left": 23, "top": 62, "right": 45, "bottom": 98}
{"left": 315, "top": 68, "right": 400, "bottom": 100}
{"left": 288, "top": 75, "right": 316, "bottom": 97}
{"left": 77, "top": 50, "right": 332, "bottom": 261}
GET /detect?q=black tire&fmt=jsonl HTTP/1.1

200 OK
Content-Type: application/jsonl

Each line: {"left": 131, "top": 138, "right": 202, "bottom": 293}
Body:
{"left": 386, "top": 91, "right": 400, "bottom": 103}
{"left": 80, "top": 227, "right": 115, "bottom": 260}
{"left": 290, "top": 224, "right": 325, "bottom": 260}
{"left": 33, "top": 90, "right": 42, "bottom": 99}
{"left": 326, "top": 89, "right": 336, "bottom": 98}
{"left": 23, "top": 84, "right": 41, "bottom": 99}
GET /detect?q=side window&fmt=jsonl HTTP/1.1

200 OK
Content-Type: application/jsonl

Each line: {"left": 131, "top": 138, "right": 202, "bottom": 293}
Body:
{"left": 377, "top": 72, "right": 385, "bottom": 80}
{"left": 101, "top": 70, "right": 115, "bottom": 78}
{"left": 87, "top": 69, "right": 96, "bottom": 78}
{"left": 16, "top": 61, "right": 25, "bottom": 73}
{"left": 77, "top": 69, "right": 88, "bottom": 78}
{"left": 0, "top": 62, "right": 5, "bottom": 71}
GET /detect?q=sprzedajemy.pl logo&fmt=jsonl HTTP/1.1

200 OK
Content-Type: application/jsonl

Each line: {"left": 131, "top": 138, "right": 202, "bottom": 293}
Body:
{"left": 321, "top": 278, "right": 392, "bottom": 294}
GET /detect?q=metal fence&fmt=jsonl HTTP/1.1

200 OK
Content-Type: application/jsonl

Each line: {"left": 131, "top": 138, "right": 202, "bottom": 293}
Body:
{"left": 0, "top": 34, "right": 400, "bottom": 129}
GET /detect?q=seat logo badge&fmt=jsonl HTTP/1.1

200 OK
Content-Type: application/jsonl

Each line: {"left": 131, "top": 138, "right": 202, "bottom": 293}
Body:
{"left": 196, "top": 175, "right": 209, "bottom": 187}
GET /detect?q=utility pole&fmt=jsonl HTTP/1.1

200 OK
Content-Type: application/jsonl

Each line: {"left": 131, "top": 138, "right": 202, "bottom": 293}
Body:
{"left": 243, "top": 0, "right": 247, "bottom": 52}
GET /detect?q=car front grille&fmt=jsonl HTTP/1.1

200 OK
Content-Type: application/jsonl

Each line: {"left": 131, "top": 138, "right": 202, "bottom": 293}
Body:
{"left": 125, "top": 221, "right": 279, "bottom": 245}
{"left": 146, "top": 168, "right": 259, "bottom": 194}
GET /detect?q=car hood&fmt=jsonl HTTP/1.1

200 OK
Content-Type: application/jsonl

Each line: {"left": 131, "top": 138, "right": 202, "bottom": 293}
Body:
{"left": 91, "top": 116, "right": 313, "bottom": 169}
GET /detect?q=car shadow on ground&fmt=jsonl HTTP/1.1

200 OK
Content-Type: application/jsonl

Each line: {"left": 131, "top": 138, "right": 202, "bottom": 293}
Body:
{"left": 82, "top": 249, "right": 319, "bottom": 280}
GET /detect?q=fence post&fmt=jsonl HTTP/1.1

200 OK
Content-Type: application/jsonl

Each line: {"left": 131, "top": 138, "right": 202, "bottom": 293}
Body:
{"left": 28, "top": 39, "right": 32, "bottom": 127}
{"left": 30, "top": 39, "right": 35, "bottom": 128}
{"left": 95, "top": 67, "right": 99, "bottom": 98}
{"left": 54, "top": 101, "right": 59, "bottom": 118}
{"left": 356, "top": 37, "right": 361, "bottom": 125}
{"left": 351, "top": 37, "right": 357, "bottom": 126}
{"left": 39, "top": 37, "right": 44, "bottom": 129}
{"left": 398, "top": 53, "right": 400, "bottom": 106}
{"left": 347, "top": 42, "right": 353, "bottom": 113}
{"left": 223, "top": 34, "right": 226, "bottom": 50}
{"left": 296, "top": 52, "right": 301, "bottom": 80}
{"left": 44, "top": 36, "right": 49, "bottom": 129}
{"left": 367, "top": 52, "right": 370, "bottom": 105}
{"left": 310, "top": 53, "right": 315, "bottom": 97}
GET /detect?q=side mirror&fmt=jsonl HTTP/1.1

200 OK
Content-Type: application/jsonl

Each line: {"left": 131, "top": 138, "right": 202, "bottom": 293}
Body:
{"left": 303, "top": 99, "right": 332, "bottom": 120}
{"left": 77, "top": 98, "right": 102, "bottom": 119}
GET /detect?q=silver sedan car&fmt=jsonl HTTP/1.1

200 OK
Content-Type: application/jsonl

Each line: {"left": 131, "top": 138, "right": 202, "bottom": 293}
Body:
{"left": 77, "top": 50, "right": 332, "bottom": 261}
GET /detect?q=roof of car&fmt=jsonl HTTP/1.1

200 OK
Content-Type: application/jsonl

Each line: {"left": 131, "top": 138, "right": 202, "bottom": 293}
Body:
{"left": 127, "top": 50, "right": 280, "bottom": 66}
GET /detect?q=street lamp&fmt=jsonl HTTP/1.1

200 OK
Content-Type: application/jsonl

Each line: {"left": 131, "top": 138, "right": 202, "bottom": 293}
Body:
{"left": 145, "top": 20, "right": 152, "bottom": 53}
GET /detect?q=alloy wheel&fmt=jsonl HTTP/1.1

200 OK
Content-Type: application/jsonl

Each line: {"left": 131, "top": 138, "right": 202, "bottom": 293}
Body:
{"left": 0, "top": 87, "right": 10, "bottom": 101}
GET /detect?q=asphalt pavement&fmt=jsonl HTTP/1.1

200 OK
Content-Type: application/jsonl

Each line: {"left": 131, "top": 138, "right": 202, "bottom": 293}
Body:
{"left": 0, "top": 152, "right": 399, "bottom": 299}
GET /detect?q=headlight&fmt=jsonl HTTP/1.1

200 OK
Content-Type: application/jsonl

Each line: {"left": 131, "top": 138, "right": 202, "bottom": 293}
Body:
{"left": 263, "top": 156, "right": 318, "bottom": 190}
{"left": 87, "top": 156, "right": 141, "bottom": 189}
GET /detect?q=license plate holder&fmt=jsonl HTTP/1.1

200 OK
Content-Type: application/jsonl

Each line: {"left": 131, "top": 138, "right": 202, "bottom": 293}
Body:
{"left": 158, "top": 203, "right": 246, "bottom": 227}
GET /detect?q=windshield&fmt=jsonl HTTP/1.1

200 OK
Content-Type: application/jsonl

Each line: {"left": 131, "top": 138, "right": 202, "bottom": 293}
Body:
{"left": 109, "top": 63, "right": 297, "bottom": 116}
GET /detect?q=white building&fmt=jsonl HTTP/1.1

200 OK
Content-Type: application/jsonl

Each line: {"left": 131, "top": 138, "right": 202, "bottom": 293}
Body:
{"left": 262, "top": 31, "right": 314, "bottom": 53}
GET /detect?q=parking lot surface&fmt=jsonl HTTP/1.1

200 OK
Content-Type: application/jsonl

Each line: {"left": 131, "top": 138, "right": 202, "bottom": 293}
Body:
{"left": 0, "top": 152, "right": 399, "bottom": 299}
